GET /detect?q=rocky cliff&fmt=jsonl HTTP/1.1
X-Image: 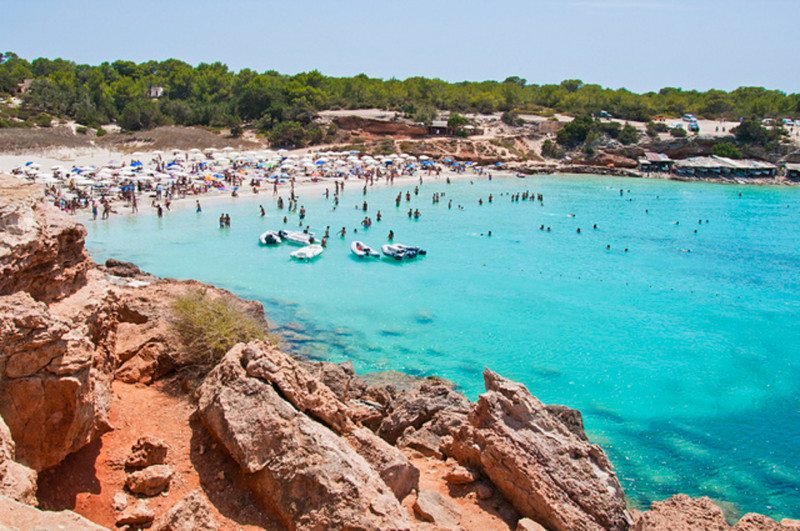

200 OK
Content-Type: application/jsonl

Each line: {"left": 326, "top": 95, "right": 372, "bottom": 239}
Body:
{"left": 0, "top": 172, "right": 797, "bottom": 530}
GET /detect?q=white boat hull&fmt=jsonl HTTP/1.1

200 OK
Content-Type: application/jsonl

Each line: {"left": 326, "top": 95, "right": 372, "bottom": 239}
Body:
{"left": 291, "top": 244, "right": 323, "bottom": 260}
{"left": 351, "top": 241, "right": 379, "bottom": 257}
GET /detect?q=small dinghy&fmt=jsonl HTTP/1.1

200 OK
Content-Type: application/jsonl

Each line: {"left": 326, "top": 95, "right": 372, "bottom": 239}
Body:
{"left": 290, "top": 244, "right": 323, "bottom": 261}
{"left": 351, "top": 241, "right": 380, "bottom": 258}
{"left": 381, "top": 243, "right": 427, "bottom": 260}
{"left": 279, "top": 230, "right": 315, "bottom": 246}
{"left": 259, "top": 231, "right": 281, "bottom": 245}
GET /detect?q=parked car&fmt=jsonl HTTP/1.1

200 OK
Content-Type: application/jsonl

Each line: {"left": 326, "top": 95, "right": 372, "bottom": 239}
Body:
{"left": 682, "top": 113, "right": 696, "bottom": 122}
{"left": 782, "top": 118, "right": 795, "bottom": 126}
{"left": 688, "top": 121, "right": 700, "bottom": 132}
{"left": 596, "top": 110, "right": 613, "bottom": 119}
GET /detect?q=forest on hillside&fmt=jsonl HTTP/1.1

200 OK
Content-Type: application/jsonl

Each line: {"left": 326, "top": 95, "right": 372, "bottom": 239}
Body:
{"left": 1, "top": 52, "right": 799, "bottom": 147}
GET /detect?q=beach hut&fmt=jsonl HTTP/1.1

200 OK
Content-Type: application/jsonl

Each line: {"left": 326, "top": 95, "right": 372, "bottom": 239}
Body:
{"left": 639, "top": 152, "right": 673, "bottom": 173}
{"left": 784, "top": 163, "right": 800, "bottom": 181}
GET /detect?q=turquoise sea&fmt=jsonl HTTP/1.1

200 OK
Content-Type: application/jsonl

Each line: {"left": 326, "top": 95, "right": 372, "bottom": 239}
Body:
{"left": 85, "top": 173, "right": 800, "bottom": 520}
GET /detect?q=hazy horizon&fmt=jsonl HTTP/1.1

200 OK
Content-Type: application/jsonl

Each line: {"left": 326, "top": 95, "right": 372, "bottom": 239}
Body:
{"left": 4, "top": 0, "right": 799, "bottom": 94}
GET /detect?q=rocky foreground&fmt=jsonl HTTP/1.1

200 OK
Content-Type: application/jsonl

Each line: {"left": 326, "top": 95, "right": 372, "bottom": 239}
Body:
{"left": 0, "top": 172, "right": 797, "bottom": 530}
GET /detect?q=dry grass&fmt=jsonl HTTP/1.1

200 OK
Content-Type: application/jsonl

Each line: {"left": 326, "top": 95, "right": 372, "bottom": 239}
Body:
{"left": 172, "top": 289, "right": 269, "bottom": 368}
{"left": 0, "top": 126, "right": 94, "bottom": 153}
{"left": 97, "top": 125, "right": 263, "bottom": 152}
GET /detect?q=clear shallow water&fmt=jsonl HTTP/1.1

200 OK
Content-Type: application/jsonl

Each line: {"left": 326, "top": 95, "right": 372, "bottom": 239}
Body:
{"left": 86, "top": 174, "right": 800, "bottom": 519}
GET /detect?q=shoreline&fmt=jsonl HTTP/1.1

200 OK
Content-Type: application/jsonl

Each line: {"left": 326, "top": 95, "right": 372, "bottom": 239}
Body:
{"left": 68, "top": 166, "right": 799, "bottom": 226}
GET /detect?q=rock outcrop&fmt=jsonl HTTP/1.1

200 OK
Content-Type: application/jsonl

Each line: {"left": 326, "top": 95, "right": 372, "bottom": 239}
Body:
{"left": 0, "top": 290, "right": 113, "bottom": 471}
{"left": 413, "top": 489, "right": 461, "bottom": 528}
{"left": 0, "top": 415, "right": 37, "bottom": 504}
{"left": 125, "top": 435, "right": 169, "bottom": 468}
{"left": 633, "top": 495, "right": 729, "bottom": 530}
{"left": 153, "top": 490, "right": 219, "bottom": 531}
{"left": 631, "top": 495, "right": 800, "bottom": 530}
{"left": 0, "top": 494, "right": 107, "bottom": 530}
{"left": 197, "top": 342, "right": 411, "bottom": 529}
{"left": 125, "top": 464, "right": 174, "bottom": 496}
{"left": 443, "top": 369, "right": 632, "bottom": 531}
{"left": 0, "top": 176, "right": 89, "bottom": 302}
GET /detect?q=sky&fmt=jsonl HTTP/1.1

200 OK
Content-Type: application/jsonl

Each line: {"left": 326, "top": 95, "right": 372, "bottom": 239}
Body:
{"left": 3, "top": 0, "right": 798, "bottom": 93}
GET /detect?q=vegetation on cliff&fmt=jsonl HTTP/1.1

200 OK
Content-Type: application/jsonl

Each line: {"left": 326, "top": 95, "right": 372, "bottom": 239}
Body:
{"left": 171, "top": 289, "right": 269, "bottom": 368}
{"left": 2, "top": 52, "right": 799, "bottom": 143}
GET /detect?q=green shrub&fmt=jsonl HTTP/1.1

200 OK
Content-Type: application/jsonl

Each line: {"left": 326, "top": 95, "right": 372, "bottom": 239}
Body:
{"left": 618, "top": 123, "right": 640, "bottom": 145}
{"left": 75, "top": 125, "right": 88, "bottom": 134}
{"left": 712, "top": 141, "right": 743, "bottom": 159}
{"left": 501, "top": 110, "right": 524, "bottom": 127}
{"left": 541, "top": 139, "right": 564, "bottom": 159}
{"left": 35, "top": 113, "right": 52, "bottom": 127}
{"left": 172, "top": 289, "right": 268, "bottom": 368}
{"left": 95, "top": 127, "right": 107, "bottom": 137}
{"left": 646, "top": 121, "right": 669, "bottom": 137}
{"left": 669, "top": 127, "right": 687, "bottom": 138}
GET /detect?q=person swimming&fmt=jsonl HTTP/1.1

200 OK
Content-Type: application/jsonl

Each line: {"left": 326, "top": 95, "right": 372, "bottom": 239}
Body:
{"left": 259, "top": 205, "right": 265, "bottom": 217}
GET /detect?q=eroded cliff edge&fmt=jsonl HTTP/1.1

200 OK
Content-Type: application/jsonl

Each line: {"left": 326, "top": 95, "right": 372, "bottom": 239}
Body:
{"left": 0, "top": 173, "right": 797, "bottom": 530}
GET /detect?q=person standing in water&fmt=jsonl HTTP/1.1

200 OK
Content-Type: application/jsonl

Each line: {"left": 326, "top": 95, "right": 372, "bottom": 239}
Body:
{"left": 260, "top": 205, "right": 266, "bottom": 217}
{"left": 388, "top": 230, "right": 394, "bottom": 241}
{"left": 195, "top": 200, "right": 202, "bottom": 213}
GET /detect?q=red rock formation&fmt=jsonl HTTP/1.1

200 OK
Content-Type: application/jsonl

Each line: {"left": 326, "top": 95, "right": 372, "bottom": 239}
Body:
{"left": 0, "top": 494, "right": 107, "bottom": 530}
{"left": 0, "top": 290, "right": 113, "bottom": 471}
{"left": 197, "top": 343, "right": 412, "bottom": 529}
{"left": 443, "top": 369, "right": 632, "bottom": 531}
{"left": 0, "top": 177, "right": 90, "bottom": 302}
{"left": 332, "top": 116, "right": 428, "bottom": 137}
{"left": 633, "top": 495, "right": 729, "bottom": 530}
{"left": 0, "top": 416, "right": 37, "bottom": 504}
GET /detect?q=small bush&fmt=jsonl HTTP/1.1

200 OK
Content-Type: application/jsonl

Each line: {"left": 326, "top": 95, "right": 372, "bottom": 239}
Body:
{"left": 172, "top": 289, "right": 268, "bottom": 368}
{"left": 75, "top": 125, "right": 88, "bottom": 135}
{"left": 646, "top": 121, "right": 669, "bottom": 137}
{"left": 95, "top": 127, "right": 107, "bottom": 137}
{"left": 669, "top": 127, "right": 687, "bottom": 138}
{"left": 712, "top": 141, "right": 743, "bottom": 159}
{"left": 618, "top": 123, "right": 640, "bottom": 145}
{"left": 541, "top": 139, "right": 564, "bottom": 159}
{"left": 35, "top": 113, "right": 52, "bottom": 127}
{"left": 501, "top": 110, "right": 524, "bottom": 127}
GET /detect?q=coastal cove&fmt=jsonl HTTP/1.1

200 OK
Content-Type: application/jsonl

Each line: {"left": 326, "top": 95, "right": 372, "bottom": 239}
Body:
{"left": 85, "top": 173, "right": 800, "bottom": 520}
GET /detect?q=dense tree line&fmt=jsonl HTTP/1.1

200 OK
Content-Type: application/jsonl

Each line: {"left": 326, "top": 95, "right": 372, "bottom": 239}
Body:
{"left": 2, "top": 52, "right": 799, "bottom": 144}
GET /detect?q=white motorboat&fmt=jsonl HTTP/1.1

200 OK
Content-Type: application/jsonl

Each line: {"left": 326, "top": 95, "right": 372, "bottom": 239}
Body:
{"left": 381, "top": 243, "right": 427, "bottom": 260}
{"left": 279, "top": 230, "right": 315, "bottom": 245}
{"left": 258, "top": 230, "right": 281, "bottom": 245}
{"left": 290, "top": 244, "right": 323, "bottom": 261}
{"left": 350, "top": 241, "right": 380, "bottom": 257}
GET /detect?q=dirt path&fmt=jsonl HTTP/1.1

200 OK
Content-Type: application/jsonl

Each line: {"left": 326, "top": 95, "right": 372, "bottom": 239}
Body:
{"left": 37, "top": 380, "right": 278, "bottom": 530}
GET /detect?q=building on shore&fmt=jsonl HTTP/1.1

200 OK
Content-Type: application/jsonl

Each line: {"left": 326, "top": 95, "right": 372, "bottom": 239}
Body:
{"left": 638, "top": 152, "right": 673, "bottom": 173}
{"left": 428, "top": 120, "right": 451, "bottom": 136}
{"left": 784, "top": 163, "right": 800, "bottom": 181}
{"left": 673, "top": 156, "right": 777, "bottom": 178}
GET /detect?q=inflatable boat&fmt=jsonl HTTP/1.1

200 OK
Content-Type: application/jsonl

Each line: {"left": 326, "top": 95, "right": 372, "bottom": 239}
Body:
{"left": 351, "top": 241, "right": 380, "bottom": 257}
{"left": 290, "top": 244, "right": 323, "bottom": 261}
{"left": 381, "top": 243, "right": 427, "bottom": 260}
{"left": 259, "top": 231, "right": 282, "bottom": 245}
